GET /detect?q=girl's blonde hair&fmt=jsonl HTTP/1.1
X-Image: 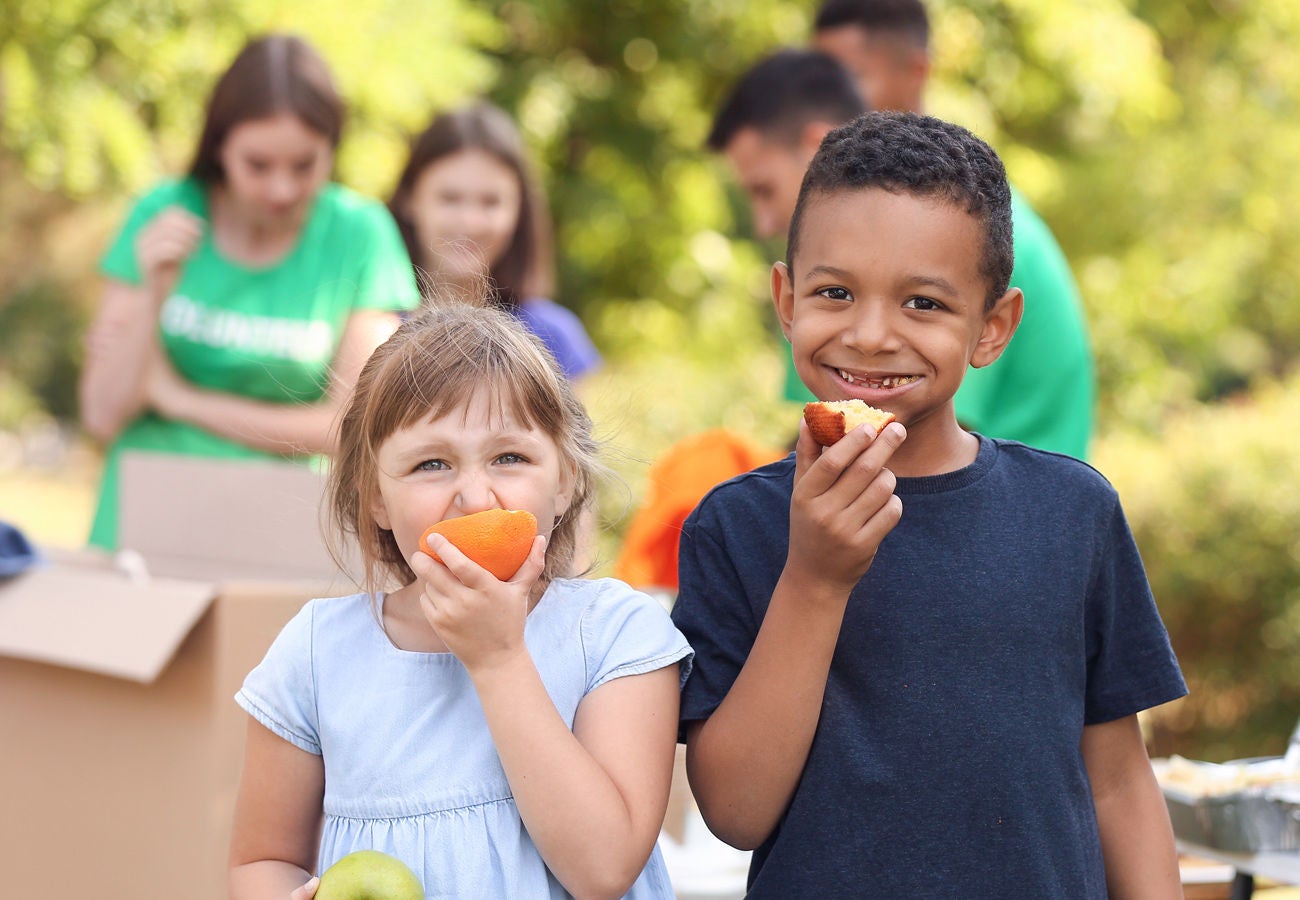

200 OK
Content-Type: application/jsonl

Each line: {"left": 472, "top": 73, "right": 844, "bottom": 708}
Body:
{"left": 328, "top": 298, "right": 599, "bottom": 593}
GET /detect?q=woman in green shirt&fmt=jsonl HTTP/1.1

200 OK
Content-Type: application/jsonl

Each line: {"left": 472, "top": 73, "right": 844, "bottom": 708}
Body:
{"left": 78, "top": 34, "right": 420, "bottom": 549}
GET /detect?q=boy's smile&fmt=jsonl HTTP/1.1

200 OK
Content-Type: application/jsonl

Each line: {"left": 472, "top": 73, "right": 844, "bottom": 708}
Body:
{"left": 775, "top": 186, "right": 1021, "bottom": 474}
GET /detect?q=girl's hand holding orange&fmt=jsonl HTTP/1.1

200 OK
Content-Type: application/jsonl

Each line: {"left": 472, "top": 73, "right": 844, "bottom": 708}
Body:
{"left": 411, "top": 509, "right": 546, "bottom": 673}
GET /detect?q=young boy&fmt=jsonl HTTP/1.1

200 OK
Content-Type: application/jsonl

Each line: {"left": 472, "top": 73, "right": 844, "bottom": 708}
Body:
{"left": 671, "top": 112, "right": 1186, "bottom": 897}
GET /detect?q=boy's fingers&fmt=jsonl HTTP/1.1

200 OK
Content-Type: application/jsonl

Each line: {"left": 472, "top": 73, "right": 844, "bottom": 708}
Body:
{"left": 799, "top": 420, "right": 905, "bottom": 498}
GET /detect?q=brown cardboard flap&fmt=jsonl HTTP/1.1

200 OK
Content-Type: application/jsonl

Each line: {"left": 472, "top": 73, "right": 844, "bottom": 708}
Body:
{"left": 0, "top": 564, "right": 215, "bottom": 682}
{"left": 118, "top": 451, "right": 361, "bottom": 583}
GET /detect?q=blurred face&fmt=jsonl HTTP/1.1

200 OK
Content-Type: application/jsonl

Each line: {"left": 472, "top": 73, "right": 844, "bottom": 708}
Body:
{"left": 403, "top": 149, "right": 523, "bottom": 281}
{"left": 814, "top": 25, "right": 928, "bottom": 114}
{"left": 724, "top": 127, "right": 817, "bottom": 241}
{"left": 217, "top": 113, "right": 333, "bottom": 229}
{"left": 370, "top": 387, "right": 573, "bottom": 570}
{"left": 775, "top": 187, "right": 1018, "bottom": 459}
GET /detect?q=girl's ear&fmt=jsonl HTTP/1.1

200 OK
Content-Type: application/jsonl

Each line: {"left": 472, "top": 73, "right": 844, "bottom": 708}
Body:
{"left": 971, "top": 287, "right": 1023, "bottom": 369}
{"left": 772, "top": 261, "right": 796, "bottom": 342}
{"left": 554, "top": 459, "right": 578, "bottom": 518}
{"left": 370, "top": 491, "right": 392, "bottom": 531}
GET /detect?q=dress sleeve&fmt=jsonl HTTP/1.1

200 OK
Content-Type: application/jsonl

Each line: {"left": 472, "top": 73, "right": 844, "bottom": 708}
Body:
{"left": 234, "top": 599, "right": 322, "bottom": 755}
{"left": 581, "top": 580, "right": 693, "bottom": 693}
{"left": 1083, "top": 498, "right": 1188, "bottom": 724}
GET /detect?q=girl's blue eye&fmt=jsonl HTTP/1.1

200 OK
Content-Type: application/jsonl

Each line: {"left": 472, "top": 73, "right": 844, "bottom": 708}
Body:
{"left": 496, "top": 452, "right": 526, "bottom": 465}
{"left": 415, "top": 459, "right": 448, "bottom": 472}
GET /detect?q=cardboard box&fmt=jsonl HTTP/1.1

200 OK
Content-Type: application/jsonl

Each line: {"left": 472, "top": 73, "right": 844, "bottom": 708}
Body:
{"left": 0, "top": 453, "right": 357, "bottom": 898}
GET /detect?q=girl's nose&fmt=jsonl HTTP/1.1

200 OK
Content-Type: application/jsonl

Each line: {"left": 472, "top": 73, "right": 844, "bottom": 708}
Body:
{"left": 453, "top": 472, "right": 499, "bottom": 513}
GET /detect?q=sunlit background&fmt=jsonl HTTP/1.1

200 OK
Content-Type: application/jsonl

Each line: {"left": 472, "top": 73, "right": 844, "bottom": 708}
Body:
{"left": 2, "top": 0, "right": 1299, "bottom": 762}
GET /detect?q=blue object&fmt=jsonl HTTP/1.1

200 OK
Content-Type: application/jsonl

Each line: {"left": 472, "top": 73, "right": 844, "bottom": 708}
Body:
{"left": 0, "top": 520, "right": 40, "bottom": 577}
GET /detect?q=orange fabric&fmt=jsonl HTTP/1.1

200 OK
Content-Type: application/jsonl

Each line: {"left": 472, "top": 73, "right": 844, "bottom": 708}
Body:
{"left": 614, "top": 429, "right": 784, "bottom": 590}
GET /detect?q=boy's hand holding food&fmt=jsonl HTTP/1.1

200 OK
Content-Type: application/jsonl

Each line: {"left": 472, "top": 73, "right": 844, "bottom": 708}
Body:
{"left": 788, "top": 404, "right": 905, "bottom": 593}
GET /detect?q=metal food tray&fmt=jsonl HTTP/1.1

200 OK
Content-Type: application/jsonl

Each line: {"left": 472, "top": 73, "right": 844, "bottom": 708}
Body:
{"left": 1164, "top": 787, "right": 1298, "bottom": 853}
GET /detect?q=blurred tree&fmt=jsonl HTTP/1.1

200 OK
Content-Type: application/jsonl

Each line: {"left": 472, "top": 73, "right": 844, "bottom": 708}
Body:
{"left": 2, "top": 0, "right": 1299, "bottom": 761}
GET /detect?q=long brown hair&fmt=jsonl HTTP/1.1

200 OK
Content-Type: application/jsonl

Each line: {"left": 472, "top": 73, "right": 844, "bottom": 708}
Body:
{"left": 189, "top": 34, "right": 345, "bottom": 184}
{"left": 387, "top": 102, "right": 554, "bottom": 308}
{"left": 327, "top": 295, "right": 598, "bottom": 595}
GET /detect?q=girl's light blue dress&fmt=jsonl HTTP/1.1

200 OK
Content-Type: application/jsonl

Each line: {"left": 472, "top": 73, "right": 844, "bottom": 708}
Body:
{"left": 236, "top": 577, "right": 692, "bottom": 898}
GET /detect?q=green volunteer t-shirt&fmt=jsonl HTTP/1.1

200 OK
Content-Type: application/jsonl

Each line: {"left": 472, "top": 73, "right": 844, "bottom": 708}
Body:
{"left": 780, "top": 186, "right": 1095, "bottom": 460}
{"left": 88, "top": 178, "right": 420, "bottom": 549}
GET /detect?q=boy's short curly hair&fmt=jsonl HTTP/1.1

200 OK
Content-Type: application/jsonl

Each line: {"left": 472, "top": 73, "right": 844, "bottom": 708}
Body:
{"left": 787, "top": 111, "right": 1015, "bottom": 309}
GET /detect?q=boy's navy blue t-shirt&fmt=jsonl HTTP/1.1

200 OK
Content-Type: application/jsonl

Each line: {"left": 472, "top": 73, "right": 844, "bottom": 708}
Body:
{"left": 672, "top": 436, "right": 1187, "bottom": 898}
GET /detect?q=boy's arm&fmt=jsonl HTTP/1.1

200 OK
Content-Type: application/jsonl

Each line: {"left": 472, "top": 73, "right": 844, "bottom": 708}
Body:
{"left": 1082, "top": 714, "right": 1182, "bottom": 899}
{"left": 686, "top": 421, "right": 904, "bottom": 851}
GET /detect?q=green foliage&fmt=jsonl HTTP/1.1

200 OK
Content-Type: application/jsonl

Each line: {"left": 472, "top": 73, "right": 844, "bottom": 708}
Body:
{"left": 0, "top": 281, "right": 86, "bottom": 427}
{"left": 3, "top": 0, "right": 1299, "bottom": 760}
{"left": 1095, "top": 371, "right": 1300, "bottom": 761}
{"left": 0, "top": 0, "right": 500, "bottom": 198}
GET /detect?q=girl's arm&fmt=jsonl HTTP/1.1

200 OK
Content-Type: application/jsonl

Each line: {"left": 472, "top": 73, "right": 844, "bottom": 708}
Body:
{"left": 80, "top": 206, "right": 203, "bottom": 442}
{"left": 410, "top": 542, "right": 679, "bottom": 899}
{"left": 474, "top": 658, "right": 681, "bottom": 900}
{"left": 228, "top": 719, "right": 325, "bottom": 899}
{"left": 1082, "top": 714, "right": 1182, "bottom": 899}
{"left": 147, "top": 309, "right": 399, "bottom": 456}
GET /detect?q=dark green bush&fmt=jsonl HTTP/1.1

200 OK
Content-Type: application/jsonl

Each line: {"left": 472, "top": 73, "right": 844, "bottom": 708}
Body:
{"left": 1096, "top": 371, "right": 1300, "bottom": 761}
{"left": 0, "top": 280, "right": 87, "bottom": 427}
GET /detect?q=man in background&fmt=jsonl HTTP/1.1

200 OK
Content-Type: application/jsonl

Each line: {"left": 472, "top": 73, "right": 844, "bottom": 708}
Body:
{"left": 706, "top": 49, "right": 869, "bottom": 410}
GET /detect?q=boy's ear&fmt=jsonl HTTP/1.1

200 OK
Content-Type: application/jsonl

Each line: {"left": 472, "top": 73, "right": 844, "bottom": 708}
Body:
{"left": 971, "top": 287, "right": 1023, "bottom": 369}
{"left": 772, "top": 260, "right": 796, "bottom": 342}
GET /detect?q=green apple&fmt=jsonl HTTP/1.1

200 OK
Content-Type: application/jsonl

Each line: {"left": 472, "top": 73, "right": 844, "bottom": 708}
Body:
{"left": 315, "top": 850, "right": 424, "bottom": 900}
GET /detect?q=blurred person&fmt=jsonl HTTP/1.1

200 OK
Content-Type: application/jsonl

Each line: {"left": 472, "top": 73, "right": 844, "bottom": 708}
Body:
{"left": 707, "top": 49, "right": 868, "bottom": 408}
{"left": 387, "top": 102, "right": 601, "bottom": 383}
{"left": 813, "top": 0, "right": 1096, "bottom": 457}
{"left": 79, "top": 34, "right": 420, "bottom": 549}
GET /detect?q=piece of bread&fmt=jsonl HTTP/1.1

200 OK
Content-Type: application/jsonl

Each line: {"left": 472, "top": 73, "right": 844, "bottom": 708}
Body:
{"left": 804, "top": 400, "right": 897, "bottom": 446}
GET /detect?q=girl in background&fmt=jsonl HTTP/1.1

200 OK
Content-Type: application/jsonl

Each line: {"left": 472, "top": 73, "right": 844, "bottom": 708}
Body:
{"left": 388, "top": 102, "right": 601, "bottom": 382}
{"left": 79, "top": 34, "right": 420, "bottom": 549}
{"left": 228, "top": 298, "right": 690, "bottom": 898}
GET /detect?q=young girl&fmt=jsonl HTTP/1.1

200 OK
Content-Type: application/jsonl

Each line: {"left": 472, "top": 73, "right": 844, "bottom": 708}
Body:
{"left": 227, "top": 299, "right": 691, "bottom": 898}
{"left": 79, "top": 34, "right": 420, "bottom": 549}
{"left": 387, "top": 101, "right": 601, "bottom": 382}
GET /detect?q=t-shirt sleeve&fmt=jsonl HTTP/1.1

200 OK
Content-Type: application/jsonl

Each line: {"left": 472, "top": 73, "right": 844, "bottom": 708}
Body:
{"left": 234, "top": 600, "right": 322, "bottom": 755}
{"left": 344, "top": 201, "right": 421, "bottom": 314}
{"left": 99, "top": 182, "right": 191, "bottom": 284}
{"left": 1083, "top": 499, "right": 1188, "bottom": 724}
{"left": 671, "top": 506, "right": 761, "bottom": 731}
{"left": 518, "top": 299, "right": 602, "bottom": 380}
{"left": 581, "top": 581, "right": 693, "bottom": 692}
{"left": 955, "top": 189, "right": 1095, "bottom": 460}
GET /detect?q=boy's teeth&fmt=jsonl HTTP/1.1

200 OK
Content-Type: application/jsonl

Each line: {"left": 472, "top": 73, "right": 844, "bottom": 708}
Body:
{"left": 839, "top": 370, "right": 918, "bottom": 389}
